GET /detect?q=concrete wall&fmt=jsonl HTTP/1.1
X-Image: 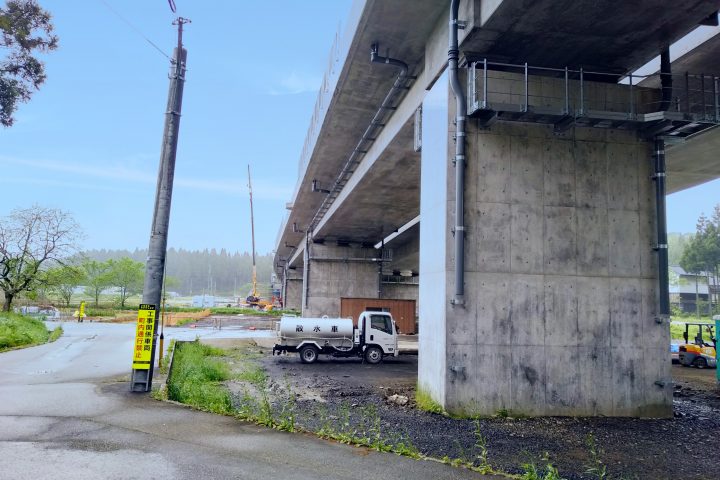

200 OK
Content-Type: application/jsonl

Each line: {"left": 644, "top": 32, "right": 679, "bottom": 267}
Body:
{"left": 302, "top": 243, "right": 379, "bottom": 317}
{"left": 418, "top": 71, "right": 449, "bottom": 405}
{"left": 419, "top": 74, "right": 671, "bottom": 417}
{"left": 283, "top": 270, "right": 303, "bottom": 311}
{"left": 381, "top": 283, "right": 418, "bottom": 302}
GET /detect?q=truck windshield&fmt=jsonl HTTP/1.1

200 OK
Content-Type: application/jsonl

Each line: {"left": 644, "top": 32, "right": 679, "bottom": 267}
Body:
{"left": 370, "top": 315, "right": 392, "bottom": 334}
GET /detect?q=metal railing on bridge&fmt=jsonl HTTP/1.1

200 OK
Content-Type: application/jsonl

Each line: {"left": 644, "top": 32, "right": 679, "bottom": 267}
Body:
{"left": 467, "top": 59, "right": 720, "bottom": 139}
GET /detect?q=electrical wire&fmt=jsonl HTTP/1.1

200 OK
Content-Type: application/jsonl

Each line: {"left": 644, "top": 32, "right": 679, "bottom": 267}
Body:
{"left": 97, "top": 0, "right": 171, "bottom": 61}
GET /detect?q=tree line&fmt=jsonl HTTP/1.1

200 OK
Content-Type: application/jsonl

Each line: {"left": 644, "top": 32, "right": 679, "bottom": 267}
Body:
{"left": 81, "top": 248, "right": 274, "bottom": 297}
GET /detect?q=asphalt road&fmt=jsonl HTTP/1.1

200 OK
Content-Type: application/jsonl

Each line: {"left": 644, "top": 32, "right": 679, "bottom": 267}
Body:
{"left": 0, "top": 322, "right": 491, "bottom": 480}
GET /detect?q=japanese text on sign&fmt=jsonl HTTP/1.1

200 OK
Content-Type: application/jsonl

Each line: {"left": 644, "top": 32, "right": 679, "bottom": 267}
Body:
{"left": 131, "top": 304, "right": 157, "bottom": 370}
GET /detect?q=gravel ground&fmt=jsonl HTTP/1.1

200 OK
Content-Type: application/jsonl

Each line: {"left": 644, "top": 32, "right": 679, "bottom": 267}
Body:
{"left": 254, "top": 355, "right": 718, "bottom": 479}
{"left": 209, "top": 317, "right": 720, "bottom": 480}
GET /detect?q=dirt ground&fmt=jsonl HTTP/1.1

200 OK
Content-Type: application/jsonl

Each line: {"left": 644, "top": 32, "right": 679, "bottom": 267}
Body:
{"left": 205, "top": 314, "right": 720, "bottom": 479}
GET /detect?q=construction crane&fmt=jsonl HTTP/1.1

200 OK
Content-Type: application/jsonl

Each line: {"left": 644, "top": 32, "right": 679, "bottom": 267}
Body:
{"left": 245, "top": 165, "right": 272, "bottom": 310}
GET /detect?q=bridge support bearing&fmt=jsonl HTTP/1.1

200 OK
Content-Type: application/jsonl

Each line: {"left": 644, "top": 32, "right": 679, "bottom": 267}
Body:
{"left": 419, "top": 74, "right": 671, "bottom": 417}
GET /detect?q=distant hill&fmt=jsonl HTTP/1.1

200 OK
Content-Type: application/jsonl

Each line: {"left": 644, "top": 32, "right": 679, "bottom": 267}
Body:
{"left": 81, "top": 248, "right": 274, "bottom": 296}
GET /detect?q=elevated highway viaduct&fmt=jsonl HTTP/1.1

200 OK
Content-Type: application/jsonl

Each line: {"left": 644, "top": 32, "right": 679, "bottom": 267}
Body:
{"left": 274, "top": 0, "right": 720, "bottom": 417}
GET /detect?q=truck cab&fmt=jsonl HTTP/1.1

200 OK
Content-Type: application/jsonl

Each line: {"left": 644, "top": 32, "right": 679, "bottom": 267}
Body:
{"left": 358, "top": 311, "right": 398, "bottom": 363}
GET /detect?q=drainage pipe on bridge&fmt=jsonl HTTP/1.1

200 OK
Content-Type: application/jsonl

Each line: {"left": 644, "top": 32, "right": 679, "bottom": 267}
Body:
{"left": 659, "top": 48, "right": 673, "bottom": 112}
{"left": 655, "top": 47, "right": 671, "bottom": 317}
{"left": 449, "top": 0, "right": 466, "bottom": 306}
{"left": 654, "top": 138, "right": 670, "bottom": 317}
{"left": 370, "top": 43, "right": 408, "bottom": 79}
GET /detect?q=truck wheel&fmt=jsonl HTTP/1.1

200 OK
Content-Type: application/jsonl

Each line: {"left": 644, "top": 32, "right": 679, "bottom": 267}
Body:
{"left": 299, "top": 345, "right": 319, "bottom": 364}
{"left": 364, "top": 346, "right": 383, "bottom": 365}
{"left": 694, "top": 357, "right": 708, "bottom": 369}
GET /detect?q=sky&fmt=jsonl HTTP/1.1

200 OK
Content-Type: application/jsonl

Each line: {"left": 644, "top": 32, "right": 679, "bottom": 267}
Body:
{"left": 1, "top": 0, "right": 719, "bottom": 257}
{"left": 0, "top": 0, "right": 353, "bottom": 254}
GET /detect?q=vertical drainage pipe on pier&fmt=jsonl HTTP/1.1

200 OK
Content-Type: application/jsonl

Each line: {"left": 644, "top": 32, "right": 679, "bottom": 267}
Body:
{"left": 654, "top": 138, "right": 670, "bottom": 316}
{"left": 659, "top": 48, "right": 673, "bottom": 112}
{"left": 655, "top": 46, "right": 672, "bottom": 316}
{"left": 449, "top": 0, "right": 466, "bottom": 306}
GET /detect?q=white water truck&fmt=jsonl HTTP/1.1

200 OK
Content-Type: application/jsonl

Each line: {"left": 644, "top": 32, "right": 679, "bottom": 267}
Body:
{"left": 272, "top": 311, "right": 398, "bottom": 364}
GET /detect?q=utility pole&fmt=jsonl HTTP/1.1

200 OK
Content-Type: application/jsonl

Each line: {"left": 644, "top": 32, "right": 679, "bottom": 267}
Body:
{"left": 131, "top": 17, "right": 190, "bottom": 393}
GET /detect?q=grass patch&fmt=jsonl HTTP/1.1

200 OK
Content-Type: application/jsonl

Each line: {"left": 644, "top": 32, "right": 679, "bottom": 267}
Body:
{"left": 415, "top": 386, "right": 445, "bottom": 415}
{"left": 159, "top": 339, "right": 176, "bottom": 375}
{"left": 236, "top": 363, "right": 267, "bottom": 385}
{"left": 0, "top": 312, "right": 52, "bottom": 350}
{"left": 167, "top": 340, "right": 232, "bottom": 414}
{"left": 85, "top": 307, "right": 120, "bottom": 317}
{"left": 48, "top": 325, "right": 63, "bottom": 343}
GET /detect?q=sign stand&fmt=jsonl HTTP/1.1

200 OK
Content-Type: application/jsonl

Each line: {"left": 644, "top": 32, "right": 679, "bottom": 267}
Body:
{"left": 130, "top": 304, "right": 157, "bottom": 392}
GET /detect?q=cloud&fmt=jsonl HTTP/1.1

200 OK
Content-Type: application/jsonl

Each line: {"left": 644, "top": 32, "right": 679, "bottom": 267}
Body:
{"left": 268, "top": 70, "right": 322, "bottom": 96}
{"left": 0, "top": 155, "right": 292, "bottom": 200}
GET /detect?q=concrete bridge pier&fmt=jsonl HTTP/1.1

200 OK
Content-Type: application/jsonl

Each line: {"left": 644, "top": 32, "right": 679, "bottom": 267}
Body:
{"left": 301, "top": 242, "right": 380, "bottom": 317}
{"left": 282, "top": 268, "right": 304, "bottom": 312}
{"left": 418, "top": 72, "right": 672, "bottom": 417}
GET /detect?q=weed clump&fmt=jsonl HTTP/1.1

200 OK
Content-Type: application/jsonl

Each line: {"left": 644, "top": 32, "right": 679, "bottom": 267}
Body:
{"left": 521, "top": 453, "right": 565, "bottom": 480}
{"left": 414, "top": 386, "right": 445, "bottom": 415}
{"left": 48, "top": 325, "right": 63, "bottom": 343}
{"left": 167, "top": 340, "right": 232, "bottom": 414}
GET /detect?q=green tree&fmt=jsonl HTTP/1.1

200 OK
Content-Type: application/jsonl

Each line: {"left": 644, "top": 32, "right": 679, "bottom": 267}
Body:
{"left": 0, "top": 0, "right": 58, "bottom": 127}
{"left": 82, "top": 259, "right": 112, "bottom": 307}
{"left": 0, "top": 206, "right": 81, "bottom": 311}
{"left": 681, "top": 208, "right": 720, "bottom": 315}
{"left": 45, "top": 264, "right": 85, "bottom": 307}
{"left": 668, "top": 232, "right": 693, "bottom": 266}
{"left": 106, "top": 258, "right": 144, "bottom": 308}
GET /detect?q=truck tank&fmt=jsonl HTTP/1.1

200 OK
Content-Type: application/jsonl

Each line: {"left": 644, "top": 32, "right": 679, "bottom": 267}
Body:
{"left": 278, "top": 316, "right": 355, "bottom": 341}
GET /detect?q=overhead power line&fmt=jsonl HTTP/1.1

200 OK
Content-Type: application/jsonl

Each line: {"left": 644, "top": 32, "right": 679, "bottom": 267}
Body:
{"left": 97, "top": 0, "right": 171, "bottom": 61}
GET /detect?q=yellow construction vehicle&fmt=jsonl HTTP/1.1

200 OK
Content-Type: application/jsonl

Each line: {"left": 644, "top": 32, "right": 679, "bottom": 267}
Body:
{"left": 678, "top": 322, "right": 717, "bottom": 369}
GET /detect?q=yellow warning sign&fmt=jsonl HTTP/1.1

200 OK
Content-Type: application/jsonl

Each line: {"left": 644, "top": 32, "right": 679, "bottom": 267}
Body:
{"left": 131, "top": 304, "right": 157, "bottom": 370}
